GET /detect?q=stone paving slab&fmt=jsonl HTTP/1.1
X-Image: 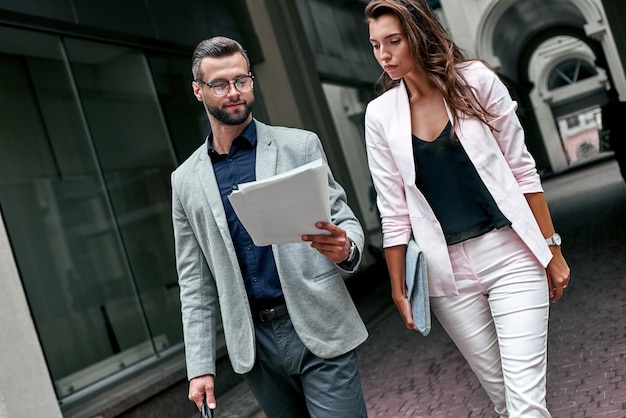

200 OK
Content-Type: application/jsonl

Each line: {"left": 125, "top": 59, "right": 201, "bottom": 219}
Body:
{"left": 204, "top": 159, "right": 626, "bottom": 418}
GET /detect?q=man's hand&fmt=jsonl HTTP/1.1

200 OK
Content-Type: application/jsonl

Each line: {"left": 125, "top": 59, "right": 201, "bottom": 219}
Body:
{"left": 302, "top": 222, "right": 352, "bottom": 264}
{"left": 189, "top": 374, "right": 216, "bottom": 411}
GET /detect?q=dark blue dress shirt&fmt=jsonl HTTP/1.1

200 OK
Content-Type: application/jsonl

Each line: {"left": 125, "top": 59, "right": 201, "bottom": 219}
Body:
{"left": 208, "top": 121, "right": 283, "bottom": 309}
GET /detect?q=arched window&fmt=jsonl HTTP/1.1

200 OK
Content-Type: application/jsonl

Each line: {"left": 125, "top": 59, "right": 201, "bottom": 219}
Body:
{"left": 548, "top": 59, "right": 598, "bottom": 90}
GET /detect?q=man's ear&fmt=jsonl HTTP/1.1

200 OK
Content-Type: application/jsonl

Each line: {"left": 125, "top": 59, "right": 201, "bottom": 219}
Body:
{"left": 192, "top": 81, "right": 204, "bottom": 102}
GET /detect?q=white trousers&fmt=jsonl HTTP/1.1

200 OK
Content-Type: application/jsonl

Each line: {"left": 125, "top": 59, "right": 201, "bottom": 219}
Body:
{"left": 430, "top": 227, "right": 551, "bottom": 418}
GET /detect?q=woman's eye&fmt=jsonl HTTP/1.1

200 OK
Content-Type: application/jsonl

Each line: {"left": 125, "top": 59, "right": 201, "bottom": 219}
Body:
{"left": 390, "top": 39, "right": 400, "bottom": 45}
{"left": 372, "top": 44, "right": 380, "bottom": 50}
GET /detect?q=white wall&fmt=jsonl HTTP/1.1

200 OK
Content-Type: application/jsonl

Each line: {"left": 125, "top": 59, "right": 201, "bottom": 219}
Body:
{"left": 0, "top": 214, "right": 62, "bottom": 418}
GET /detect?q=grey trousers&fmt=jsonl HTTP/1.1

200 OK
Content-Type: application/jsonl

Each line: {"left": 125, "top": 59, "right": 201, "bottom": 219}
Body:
{"left": 243, "top": 315, "right": 367, "bottom": 418}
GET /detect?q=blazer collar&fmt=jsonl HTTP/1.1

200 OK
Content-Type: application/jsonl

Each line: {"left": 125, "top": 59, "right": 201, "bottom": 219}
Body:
{"left": 195, "top": 141, "right": 229, "bottom": 234}
{"left": 193, "top": 118, "right": 278, "bottom": 234}
{"left": 253, "top": 119, "right": 278, "bottom": 180}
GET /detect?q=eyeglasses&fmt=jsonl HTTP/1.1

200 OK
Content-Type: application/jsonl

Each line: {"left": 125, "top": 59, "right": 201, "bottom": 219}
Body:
{"left": 195, "top": 75, "right": 255, "bottom": 97}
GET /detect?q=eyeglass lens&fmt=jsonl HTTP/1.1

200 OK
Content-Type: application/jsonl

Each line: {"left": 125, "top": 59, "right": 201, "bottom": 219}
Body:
{"left": 210, "top": 76, "right": 253, "bottom": 96}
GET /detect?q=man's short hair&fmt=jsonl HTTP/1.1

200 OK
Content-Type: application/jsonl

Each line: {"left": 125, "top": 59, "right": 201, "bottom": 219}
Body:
{"left": 192, "top": 36, "right": 250, "bottom": 81}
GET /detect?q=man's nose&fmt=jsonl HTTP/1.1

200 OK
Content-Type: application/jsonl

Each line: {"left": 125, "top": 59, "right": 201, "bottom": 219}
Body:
{"left": 226, "top": 81, "right": 239, "bottom": 97}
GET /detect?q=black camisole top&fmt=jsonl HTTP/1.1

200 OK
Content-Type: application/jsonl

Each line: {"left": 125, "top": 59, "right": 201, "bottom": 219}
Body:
{"left": 412, "top": 121, "right": 511, "bottom": 245}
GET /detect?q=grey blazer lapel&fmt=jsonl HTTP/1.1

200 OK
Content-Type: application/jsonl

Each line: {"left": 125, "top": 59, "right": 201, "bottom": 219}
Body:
{"left": 195, "top": 141, "right": 231, "bottom": 239}
{"left": 255, "top": 120, "right": 278, "bottom": 180}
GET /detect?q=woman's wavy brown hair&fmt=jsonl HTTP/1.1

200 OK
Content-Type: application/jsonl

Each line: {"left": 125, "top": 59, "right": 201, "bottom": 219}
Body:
{"left": 365, "top": 0, "right": 496, "bottom": 131}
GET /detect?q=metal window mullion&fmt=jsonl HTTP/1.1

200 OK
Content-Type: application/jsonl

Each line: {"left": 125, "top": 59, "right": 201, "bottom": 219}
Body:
{"left": 58, "top": 36, "right": 158, "bottom": 357}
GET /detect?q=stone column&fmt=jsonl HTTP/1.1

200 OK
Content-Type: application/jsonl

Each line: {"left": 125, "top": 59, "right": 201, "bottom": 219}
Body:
{"left": 0, "top": 214, "right": 62, "bottom": 418}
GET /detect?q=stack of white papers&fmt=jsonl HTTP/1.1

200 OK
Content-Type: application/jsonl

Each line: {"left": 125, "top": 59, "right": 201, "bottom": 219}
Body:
{"left": 227, "top": 158, "right": 331, "bottom": 246}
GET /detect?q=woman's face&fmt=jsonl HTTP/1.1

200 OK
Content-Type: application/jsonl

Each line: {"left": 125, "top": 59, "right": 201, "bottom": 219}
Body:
{"left": 368, "top": 13, "right": 414, "bottom": 80}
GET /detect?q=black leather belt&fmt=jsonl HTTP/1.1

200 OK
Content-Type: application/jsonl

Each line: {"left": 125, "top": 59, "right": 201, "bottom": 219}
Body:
{"left": 255, "top": 303, "right": 289, "bottom": 322}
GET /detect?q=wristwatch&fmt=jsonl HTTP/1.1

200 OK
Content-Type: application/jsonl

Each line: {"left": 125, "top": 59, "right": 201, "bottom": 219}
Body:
{"left": 347, "top": 239, "right": 357, "bottom": 262}
{"left": 545, "top": 232, "right": 562, "bottom": 246}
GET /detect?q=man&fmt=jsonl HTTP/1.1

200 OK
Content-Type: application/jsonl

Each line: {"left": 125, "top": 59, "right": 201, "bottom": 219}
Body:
{"left": 602, "top": 87, "right": 626, "bottom": 182}
{"left": 171, "top": 36, "right": 369, "bottom": 417}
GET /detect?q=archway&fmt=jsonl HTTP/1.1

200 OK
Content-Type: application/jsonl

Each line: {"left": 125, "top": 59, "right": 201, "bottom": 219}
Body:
{"left": 474, "top": 0, "right": 623, "bottom": 173}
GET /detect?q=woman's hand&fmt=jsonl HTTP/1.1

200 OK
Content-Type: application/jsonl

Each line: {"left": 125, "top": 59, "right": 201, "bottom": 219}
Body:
{"left": 523, "top": 192, "right": 571, "bottom": 303}
{"left": 393, "top": 291, "right": 418, "bottom": 331}
{"left": 546, "top": 247, "right": 570, "bottom": 302}
{"left": 385, "top": 244, "right": 418, "bottom": 330}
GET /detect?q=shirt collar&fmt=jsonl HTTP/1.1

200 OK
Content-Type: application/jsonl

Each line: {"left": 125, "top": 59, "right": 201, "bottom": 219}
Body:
{"left": 207, "top": 120, "right": 257, "bottom": 156}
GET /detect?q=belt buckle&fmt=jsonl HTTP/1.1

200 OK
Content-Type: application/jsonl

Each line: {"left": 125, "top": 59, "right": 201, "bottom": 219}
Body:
{"left": 258, "top": 304, "right": 286, "bottom": 322}
{"left": 259, "top": 308, "right": 276, "bottom": 322}
{"left": 260, "top": 307, "right": 276, "bottom": 322}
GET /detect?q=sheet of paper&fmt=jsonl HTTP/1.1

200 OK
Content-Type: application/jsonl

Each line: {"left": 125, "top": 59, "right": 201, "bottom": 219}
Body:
{"left": 227, "top": 158, "right": 331, "bottom": 246}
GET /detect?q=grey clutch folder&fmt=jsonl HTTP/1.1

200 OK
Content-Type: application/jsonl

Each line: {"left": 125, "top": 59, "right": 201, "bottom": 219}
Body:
{"left": 406, "top": 238, "right": 431, "bottom": 336}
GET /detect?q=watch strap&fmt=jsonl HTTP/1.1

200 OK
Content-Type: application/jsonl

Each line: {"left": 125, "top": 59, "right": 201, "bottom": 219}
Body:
{"left": 347, "top": 239, "right": 357, "bottom": 262}
{"left": 545, "top": 232, "right": 561, "bottom": 246}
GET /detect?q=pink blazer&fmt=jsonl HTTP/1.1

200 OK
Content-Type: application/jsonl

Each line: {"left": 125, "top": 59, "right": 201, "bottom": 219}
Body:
{"left": 365, "top": 61, "right": 553, "bottom": 297}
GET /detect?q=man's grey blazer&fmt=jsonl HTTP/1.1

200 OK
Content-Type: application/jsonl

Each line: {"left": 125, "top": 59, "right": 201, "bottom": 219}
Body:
{"left": 171, "top": 120, "right": 368, "bottom": 379}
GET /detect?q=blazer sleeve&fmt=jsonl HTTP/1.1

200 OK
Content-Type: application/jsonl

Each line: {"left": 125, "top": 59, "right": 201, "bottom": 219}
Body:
{"left": 364, "top": 100, "right": 412, "bottom": 248}
{"left": 304, "top": 132, "right": 365, "bottom": 273}
{"left": 470, "top": 63, "right": 543, "bottom": 194}
{"left": 171, "top": 170, "right": 218, "bottom": 379}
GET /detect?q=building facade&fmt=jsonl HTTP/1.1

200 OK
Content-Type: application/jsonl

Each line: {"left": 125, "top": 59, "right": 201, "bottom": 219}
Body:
{"left": 0, "top": 0, "right": 624, "bottom": 417}
{"left": 440, "top": 0, "right": 626, "bottom": 173}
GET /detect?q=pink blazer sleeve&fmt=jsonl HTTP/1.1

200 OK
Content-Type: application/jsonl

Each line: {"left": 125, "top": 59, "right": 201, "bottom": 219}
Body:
{"left": 365, "top": 93, "right": 413, "bottom": 248}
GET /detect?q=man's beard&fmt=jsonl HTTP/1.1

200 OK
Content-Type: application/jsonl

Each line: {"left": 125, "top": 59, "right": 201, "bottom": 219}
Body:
{"left": 207, "top": 98, "right": 254, "bottom": 126}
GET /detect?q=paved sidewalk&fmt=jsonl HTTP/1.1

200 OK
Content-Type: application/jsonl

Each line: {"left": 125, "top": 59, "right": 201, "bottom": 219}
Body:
{"left": 207, "top": 159, "right": 626, "bottom": 418}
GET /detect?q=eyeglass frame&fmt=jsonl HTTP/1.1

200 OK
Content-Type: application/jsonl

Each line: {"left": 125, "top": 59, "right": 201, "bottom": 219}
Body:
{"left": 194, "top": 74, "right": 255, "bottom": 97}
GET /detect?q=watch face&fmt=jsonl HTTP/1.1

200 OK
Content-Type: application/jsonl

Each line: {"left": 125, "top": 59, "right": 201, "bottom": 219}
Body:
{"left": 553, "top": 233, "right": 562, "bottom": 246}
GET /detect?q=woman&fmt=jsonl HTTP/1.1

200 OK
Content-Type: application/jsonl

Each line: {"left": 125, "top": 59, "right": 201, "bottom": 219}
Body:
{"left": 363, "top": 1, "right": 570, "bottom": 416}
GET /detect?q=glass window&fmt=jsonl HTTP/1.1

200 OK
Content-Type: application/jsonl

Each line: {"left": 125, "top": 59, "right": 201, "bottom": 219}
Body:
{"left": 146, "top": 53, "right": 209, "bottom": 162}
{"left": 566, "top": 115, "right": 580, "bottom": 129}
{"left": 64, "top": 36, "right": 182, "bottom": 353}
{"left": 0, "top": 26, "right": 181, "bottom": 400}
{"left": 548, "top": 59, "right": 598, "bottom": 90}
